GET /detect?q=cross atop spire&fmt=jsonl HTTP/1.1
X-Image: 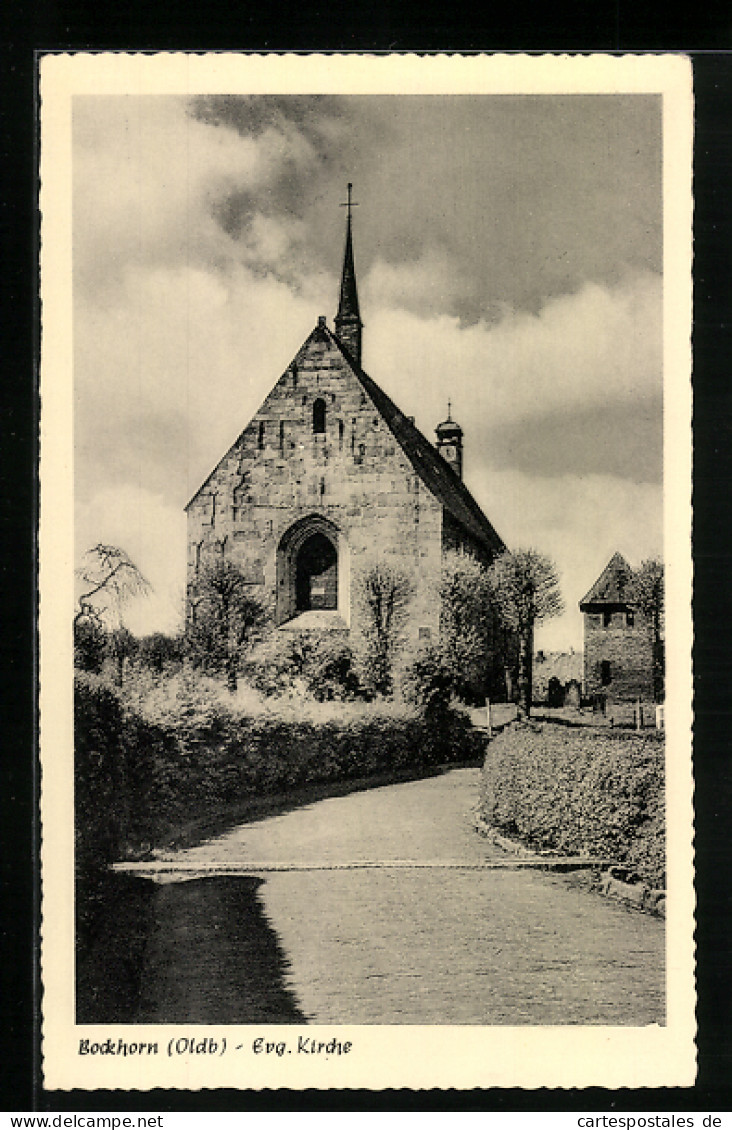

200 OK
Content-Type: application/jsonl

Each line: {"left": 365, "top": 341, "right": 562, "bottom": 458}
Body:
{"left": 340, "top": 182, "right": 359, "bottom": 221}
{"left": 335, "top": 183, "right": 363, "bottom": 366}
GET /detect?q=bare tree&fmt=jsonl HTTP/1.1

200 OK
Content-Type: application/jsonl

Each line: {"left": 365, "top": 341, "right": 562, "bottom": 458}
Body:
{"left": 354, "top": 561, "right": 413, "bottom": 697}
{"left": 186, "top": 559, "right": 270, "bottom": 692}
{"left": 487, "top": 548, "right": 564, "bottom": 718}
{"left": 628, "top": 558, "right": 665, "bottom": 702}
{"left": 75, "top": 544, "right": 150, "bottom": 628}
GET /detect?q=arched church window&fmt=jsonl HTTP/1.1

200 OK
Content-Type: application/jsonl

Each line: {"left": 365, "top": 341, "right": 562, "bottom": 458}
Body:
{"left": 313, "top": 398, "right": 326, "bottom": 434}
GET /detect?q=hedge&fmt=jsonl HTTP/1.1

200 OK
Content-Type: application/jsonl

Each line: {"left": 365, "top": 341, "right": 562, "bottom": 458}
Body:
{"left": 75, "top": 672, "right": 485, "bottom": 867}
{"left": 480, "top": 722, "right": 665, "bottom": 888}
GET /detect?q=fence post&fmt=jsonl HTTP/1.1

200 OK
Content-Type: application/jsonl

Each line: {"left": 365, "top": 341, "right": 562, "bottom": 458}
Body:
{"left": 486, "top": 697, "right": 493, "bottom": 738}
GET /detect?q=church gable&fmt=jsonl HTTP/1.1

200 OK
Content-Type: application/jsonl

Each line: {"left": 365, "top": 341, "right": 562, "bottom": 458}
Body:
{"left": 185, "top": 314, "right": 445, "bottom": 630}
{"left": 186, "top": 186, "right": 506, "bottom": 649}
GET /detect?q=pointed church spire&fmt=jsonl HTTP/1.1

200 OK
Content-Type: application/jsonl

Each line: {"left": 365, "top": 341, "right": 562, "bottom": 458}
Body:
{"left": 335, "top": 183, "right": 363, "bottom": 366}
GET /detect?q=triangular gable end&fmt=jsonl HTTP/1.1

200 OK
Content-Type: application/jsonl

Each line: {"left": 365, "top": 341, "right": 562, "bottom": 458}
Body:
{"left": 184, "top": 322, "right": 334, "bottom": 511}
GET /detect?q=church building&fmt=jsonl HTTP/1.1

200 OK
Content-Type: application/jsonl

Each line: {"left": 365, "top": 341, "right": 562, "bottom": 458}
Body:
{"left": 186, "top": 187, "right": 508, "bottom": 687}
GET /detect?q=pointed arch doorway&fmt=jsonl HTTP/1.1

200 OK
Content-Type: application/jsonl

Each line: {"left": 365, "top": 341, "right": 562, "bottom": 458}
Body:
{"left": 296, "top": 531, "right": 338, "bottom": 611}
{"left": 276, "top": 515, "right": 349, "bottom": 626}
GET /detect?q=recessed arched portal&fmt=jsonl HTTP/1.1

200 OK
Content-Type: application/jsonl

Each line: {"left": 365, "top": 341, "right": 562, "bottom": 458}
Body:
{"left": 296, "top": 531, "right": 337, "bottom": 611}
{"left": 276, "top": 514, "right": 349, "bottom": 626}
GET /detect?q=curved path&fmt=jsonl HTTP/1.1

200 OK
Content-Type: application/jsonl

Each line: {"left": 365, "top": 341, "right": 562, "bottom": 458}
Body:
{"left": 147, "top": 767, "right": 665, "bottom": 1026}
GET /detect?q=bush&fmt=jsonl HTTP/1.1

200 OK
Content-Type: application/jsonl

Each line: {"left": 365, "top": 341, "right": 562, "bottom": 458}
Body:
{"left": 480, "top": 722, "right": 665, "bottom": 887}
{"left": 75, "top": 670, "right": 484, "bottom": 864}
{"left": 136, "top": 631, "right": 184, "bottom": 675}
{"left": 74, "top": 618, "right": 108, "bottom": 673}
{"left": 400, "top": 644, "right": 453, "bottom": 715}
{"left": 243, "top": 631, "right": 360, "bottom": 701}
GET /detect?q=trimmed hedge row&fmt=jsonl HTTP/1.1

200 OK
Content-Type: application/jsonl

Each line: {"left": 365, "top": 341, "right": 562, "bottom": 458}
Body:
{"left": 75, "top": 672, "right": 484, "bottom": 866}
{"left": 480, "top": 722, "right": 665, "bottom": 888}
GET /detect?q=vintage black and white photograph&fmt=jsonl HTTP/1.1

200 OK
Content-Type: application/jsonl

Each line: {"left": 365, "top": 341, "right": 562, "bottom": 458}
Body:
{"left": 39, "top": 53, "right": 694, "bottom": 1091}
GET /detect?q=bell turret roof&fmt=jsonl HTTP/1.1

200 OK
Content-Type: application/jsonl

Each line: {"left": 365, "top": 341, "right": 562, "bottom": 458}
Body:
{"left": 435, "top": 402, "right": 463, "bottom": 436}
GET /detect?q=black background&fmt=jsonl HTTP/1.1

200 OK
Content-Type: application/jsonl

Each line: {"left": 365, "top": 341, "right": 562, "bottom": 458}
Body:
{"left": 1, "top": 11, "right": 730, "bottom": 1113}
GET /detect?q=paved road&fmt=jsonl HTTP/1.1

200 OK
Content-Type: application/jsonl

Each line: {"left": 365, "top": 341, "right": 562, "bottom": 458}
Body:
{"left": 156, "top": 768, "right": 665, "bottom": 1026}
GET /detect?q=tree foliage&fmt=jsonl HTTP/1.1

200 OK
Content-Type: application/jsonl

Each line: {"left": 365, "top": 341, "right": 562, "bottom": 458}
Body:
{"left": 628, "top": 558, "right": 665, "bottom": 702}
{"left": 354, "top": 560, "right": 413, "bottom": 697}
{"left": 136, "top": 632, "right": 185, "bottom": 676}
{"left": 628, "top": 559, "right": 664, "bottom": 627}
{"left": 186, "top": 559, "right": 270, "bottom": 691}
{"left": 438, "top": 549, "right": 496, "bottom": 703}
{"left": 487, "top": 549, "right": 564, "bottom": 717}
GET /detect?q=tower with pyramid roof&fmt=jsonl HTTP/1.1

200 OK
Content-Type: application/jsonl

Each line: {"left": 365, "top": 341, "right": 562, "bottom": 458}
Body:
{"left": 579, "top": 552, "right": 655, "bottom": 701}
{"left": 185, "top": 188, "right": 509, "bottom": 694}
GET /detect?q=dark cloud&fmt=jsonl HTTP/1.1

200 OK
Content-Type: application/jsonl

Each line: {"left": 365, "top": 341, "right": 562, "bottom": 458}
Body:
{"left": 188, "top": 94, "right": 662, "bottom": 322}
{"left": 476, "top": 398, "right": 663, "bottom": 484}
{"left": 189, "top": 94, "right": 346, "bottom": 150}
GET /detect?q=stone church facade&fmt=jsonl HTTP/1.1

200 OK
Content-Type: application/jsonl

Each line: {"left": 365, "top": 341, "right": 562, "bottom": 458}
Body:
{"left": 186, "top": 190, "right": 508, "bottom": 692}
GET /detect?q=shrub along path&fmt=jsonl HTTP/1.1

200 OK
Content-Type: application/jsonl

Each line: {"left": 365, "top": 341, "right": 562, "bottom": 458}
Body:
{"left": 129, "top": 766, "right": 664, "bottom": 1025}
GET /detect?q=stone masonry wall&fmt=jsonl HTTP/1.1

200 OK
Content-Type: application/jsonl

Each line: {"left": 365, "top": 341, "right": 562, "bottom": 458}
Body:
{"left": 186, "top": 323, "right": 445, "bottom": 643}
{"left": 583, "top": 609, "right": 655, "bottom": 701}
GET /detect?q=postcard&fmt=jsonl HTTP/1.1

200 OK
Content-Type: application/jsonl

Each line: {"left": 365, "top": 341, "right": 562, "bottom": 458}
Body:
{"left": 39, "top": 51, "right": 694, "bottom": 1090}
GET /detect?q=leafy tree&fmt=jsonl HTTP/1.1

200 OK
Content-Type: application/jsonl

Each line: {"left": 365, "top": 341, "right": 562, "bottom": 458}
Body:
{"left": 354, "top": 561, "right": 413, "bottom": 697}
{"left": 75, "top": 544, "right": 150, "bottom": 628}
{"left": 186, "top": 559, "right": 270, "bottom": 692}
{"left": 438, "top": 549, "right": 496, "bottom": 703}
{"left": 487, "top": 548, "right": 564, "bottom": 718}
{"left": 628, "top": 558, "right": 665, "bottom": 702}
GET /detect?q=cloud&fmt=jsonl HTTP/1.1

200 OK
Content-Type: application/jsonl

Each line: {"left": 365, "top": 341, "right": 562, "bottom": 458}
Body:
{"left": 74, "top": 94, "right": 662, "bottom": 320}
{"left": 72, "top": 96, "right": 328, "bottom": 299}
{"left": 74, "top": 258, "right": 335, "bottom": 505}
{"left": 365, "top": 269, "right": 662, "bottom": 478}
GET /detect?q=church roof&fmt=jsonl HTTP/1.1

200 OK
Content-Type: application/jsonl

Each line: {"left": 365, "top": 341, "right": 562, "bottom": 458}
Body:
{"left": 579, "top": 552, "right": 634, "bottom": 609}
{"left": 326, "top": 327, "right": 504, "bottom": 554}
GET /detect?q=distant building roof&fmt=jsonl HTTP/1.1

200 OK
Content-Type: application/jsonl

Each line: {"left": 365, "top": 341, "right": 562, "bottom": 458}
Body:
{"left": 579, "top": 552, "right": 634, "bottom": 609}
{"left": 533, "top": 650, "right": 584, "bottom": 691}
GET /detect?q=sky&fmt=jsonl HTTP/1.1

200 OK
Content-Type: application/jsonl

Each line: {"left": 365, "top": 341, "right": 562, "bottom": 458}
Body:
{"left": 73, "top": 93, "right": 664, "bottom": 651}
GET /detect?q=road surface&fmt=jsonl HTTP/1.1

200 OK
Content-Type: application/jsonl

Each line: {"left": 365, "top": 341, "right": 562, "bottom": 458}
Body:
{"left": 139, "top": 767, "right": 665, "bottom": 1026}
